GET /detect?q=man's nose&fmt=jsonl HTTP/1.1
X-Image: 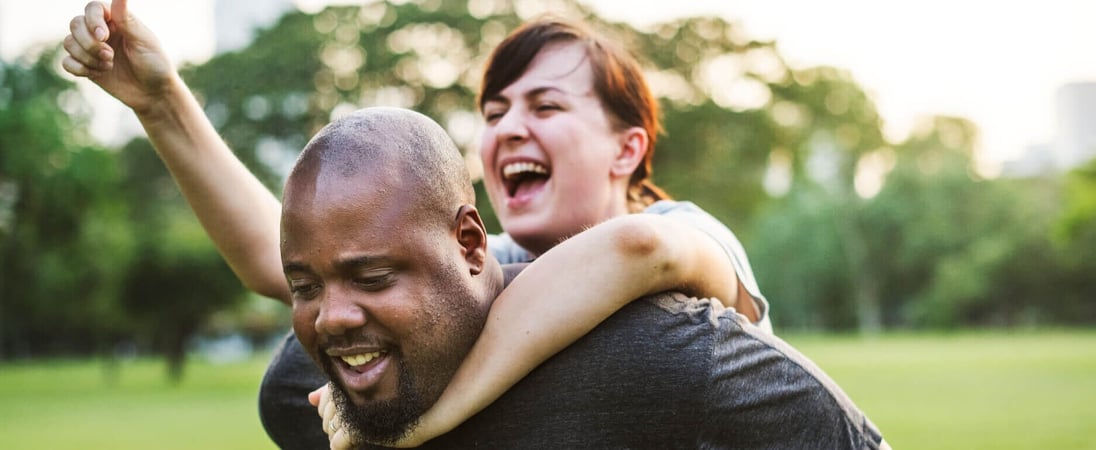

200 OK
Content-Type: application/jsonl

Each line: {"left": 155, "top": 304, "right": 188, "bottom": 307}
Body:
{"left": 315, "top": 285, "right": 367, "bottom": 336}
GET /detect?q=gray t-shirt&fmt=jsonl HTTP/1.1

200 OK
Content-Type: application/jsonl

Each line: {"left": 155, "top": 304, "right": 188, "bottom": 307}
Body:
{"left": 360, "top": 292, "right": 882, "bottom": 449}
{"left": 258, "top": 331, "right": 329, "bottom": 449}
{"left": 261, "top": 202, "right": 779, "bottom": 447}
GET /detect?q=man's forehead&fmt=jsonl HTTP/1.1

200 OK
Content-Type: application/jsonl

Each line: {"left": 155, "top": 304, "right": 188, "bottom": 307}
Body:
{"left": 285, "top": 160, "right": 398, "bottom": 207}
{"left": 282, "top": 252, "right": 397, "bottom": 273}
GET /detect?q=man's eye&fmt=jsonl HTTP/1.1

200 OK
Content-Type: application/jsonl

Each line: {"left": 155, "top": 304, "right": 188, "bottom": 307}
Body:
{"left": 289, "top": 282, "right": 320, "bottom": 299}
{"left": 354, "top": 274, "right": 394, "bottom": 291}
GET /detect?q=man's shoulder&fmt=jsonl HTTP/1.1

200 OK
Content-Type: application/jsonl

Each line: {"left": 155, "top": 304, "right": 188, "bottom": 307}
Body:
{"left": 439, "top": 292, "right": 719, "bottom": 448}
{"left": 625, "top": 293, "right": 887, "bottom": 449}
{"left": 631, "top": 291, "right": 758, "bottom": 337}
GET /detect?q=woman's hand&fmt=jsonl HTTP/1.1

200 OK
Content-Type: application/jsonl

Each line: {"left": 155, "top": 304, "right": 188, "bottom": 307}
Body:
{"left": 61, "top": 0, "right": 178, "bottom": 115}
{"left": 309, "top": 384, "right": 357, "bottom": 450}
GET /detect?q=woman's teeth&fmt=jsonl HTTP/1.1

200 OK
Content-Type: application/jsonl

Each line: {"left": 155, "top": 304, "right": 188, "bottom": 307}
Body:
{"left": 502, "top": 161, "right": 548, "bottom": 179}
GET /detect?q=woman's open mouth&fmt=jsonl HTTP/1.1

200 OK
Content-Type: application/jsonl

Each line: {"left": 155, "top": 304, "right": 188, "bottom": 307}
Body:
{"left": 501, "top": 161, "right": 550, "bottom": 202}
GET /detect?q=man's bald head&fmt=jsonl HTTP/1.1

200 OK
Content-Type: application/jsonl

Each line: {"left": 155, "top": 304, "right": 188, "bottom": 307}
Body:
{"left": 282, "top": 108, "right": 500, "bottom": 444}
{"left": 286, "top": 107, "right": 475, "bottom": 226}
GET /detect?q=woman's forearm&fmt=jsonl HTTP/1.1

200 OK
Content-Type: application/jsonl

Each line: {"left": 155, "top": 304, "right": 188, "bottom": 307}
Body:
{"left": 401, "top": 214, "right": 738, "bottom": 444}
{"left": 136, "top": 75, "right": 288, "bottom": 303}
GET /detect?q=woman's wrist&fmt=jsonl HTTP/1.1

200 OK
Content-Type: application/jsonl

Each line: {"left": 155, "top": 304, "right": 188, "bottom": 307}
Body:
{"left": 132, "top": 72, "right": 192, "bottom": 125}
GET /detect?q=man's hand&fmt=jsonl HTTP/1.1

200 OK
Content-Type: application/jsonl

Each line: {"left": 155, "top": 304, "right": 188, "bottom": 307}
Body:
{"left": 61, "top": 0, "right": 175, "bottom": 114}
{"left": 310, "top": 384, "right": 357, "bottom": 450}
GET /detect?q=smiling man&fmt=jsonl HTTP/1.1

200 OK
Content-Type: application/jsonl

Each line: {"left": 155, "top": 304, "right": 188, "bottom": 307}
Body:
{"left": 281, "top": 107, "right": 499, "bottom": 443}
{"left": 281, "top": 107, "right": 886, "bottom": 449}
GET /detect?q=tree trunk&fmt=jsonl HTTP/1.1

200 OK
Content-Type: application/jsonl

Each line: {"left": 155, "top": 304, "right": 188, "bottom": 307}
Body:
{"left": 164, "top": 328, "right": 189, "bottom": 384}
{"left": 839, "top": 199, "right": 883, "bottom": 334}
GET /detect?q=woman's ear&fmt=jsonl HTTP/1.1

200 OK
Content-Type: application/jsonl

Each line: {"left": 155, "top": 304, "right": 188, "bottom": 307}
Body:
{"left": 454, "top": 204, "right": 488, "bottom": 275}
{"left": 610, "top": 126, "right": 649, "bottom": 179}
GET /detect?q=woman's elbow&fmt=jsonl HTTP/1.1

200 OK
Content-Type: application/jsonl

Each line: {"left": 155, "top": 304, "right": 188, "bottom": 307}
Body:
{"left": 606, "top": 215, "right": 676, "bottom": 268}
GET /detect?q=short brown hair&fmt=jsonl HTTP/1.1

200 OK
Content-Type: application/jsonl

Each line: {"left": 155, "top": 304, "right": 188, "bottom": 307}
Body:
{"left": 479, "top": 18, "right": 670, "bottom": 210}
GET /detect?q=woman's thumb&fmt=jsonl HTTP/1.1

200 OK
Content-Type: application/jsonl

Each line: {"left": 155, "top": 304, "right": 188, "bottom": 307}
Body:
{"left": 110, "top": 0, "right": 129, "bottom": 26}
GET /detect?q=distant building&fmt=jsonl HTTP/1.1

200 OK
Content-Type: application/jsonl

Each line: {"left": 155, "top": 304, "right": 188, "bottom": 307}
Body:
{"left": 1054, "top": 82, "right": 1096, "bottom": 170}
{"left": 214, "top": 0, "right": 297, "bottom": 54}
{"left": 1002, "top": 82, "right": 1096, "bottom": 177}
{"left": 1001, "top": 142, "right": 1056, "bottom": 178}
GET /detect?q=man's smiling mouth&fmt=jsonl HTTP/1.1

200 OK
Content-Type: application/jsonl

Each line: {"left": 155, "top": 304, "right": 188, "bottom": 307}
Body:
{"left": 341, "top": 351, "right": 384, "bottom": 369}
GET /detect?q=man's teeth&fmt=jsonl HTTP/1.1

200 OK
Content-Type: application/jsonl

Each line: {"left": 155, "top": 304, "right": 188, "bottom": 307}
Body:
{"left": 502, "top": 162, "right": 548, "bottom": 179}
{"left": 340, "top": 351, "right": 382, "bottom": 367}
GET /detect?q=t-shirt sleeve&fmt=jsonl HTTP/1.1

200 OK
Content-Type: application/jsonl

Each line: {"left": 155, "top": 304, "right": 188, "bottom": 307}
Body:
{"left": 644, "top": 200, "right": 773, "bottom": 333}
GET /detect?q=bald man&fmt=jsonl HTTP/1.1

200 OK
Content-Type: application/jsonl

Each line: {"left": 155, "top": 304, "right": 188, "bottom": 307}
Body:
{"left": 281, "top": 107, "right": 886, "bottom": 449}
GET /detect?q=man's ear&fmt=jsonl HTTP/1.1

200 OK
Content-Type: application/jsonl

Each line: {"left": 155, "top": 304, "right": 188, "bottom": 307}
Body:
{"left": 610, "top": 126, "right": 649, "bottom": 179}
{"left": 455, "top": 204, "right": 488, "bottom": 275}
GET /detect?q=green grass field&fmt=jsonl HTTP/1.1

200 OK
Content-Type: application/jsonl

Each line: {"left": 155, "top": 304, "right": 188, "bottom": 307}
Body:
{"left": 1, "top": 330, "right": 1094, "bottom": 449}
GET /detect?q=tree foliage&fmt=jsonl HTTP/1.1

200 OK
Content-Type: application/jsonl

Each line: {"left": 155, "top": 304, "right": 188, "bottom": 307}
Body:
{"left": 0, "top": 48, "right": 137, "bottom": 358}
{"left": 2, "top": 0, "right": 1094, "bottom": 365}
{"left": 0, "top": 49, "right": 246, "bottom": 375}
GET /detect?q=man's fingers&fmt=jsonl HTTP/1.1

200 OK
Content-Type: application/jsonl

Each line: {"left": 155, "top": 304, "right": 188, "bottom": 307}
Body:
{"left": 83, "top": 2, "right": 110, "bottom": 41}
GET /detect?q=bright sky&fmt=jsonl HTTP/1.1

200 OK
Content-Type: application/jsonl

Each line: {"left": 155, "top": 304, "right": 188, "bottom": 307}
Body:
{"left": 3, "top": 0, "right": 1094, "bottom": 170}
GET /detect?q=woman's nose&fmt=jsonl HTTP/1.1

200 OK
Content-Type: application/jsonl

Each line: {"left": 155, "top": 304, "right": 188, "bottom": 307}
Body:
{"left": 494, "top": 110, "right": 529, "bottom": 143}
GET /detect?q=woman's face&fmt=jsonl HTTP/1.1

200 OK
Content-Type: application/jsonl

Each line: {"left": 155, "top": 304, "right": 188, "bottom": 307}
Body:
{"left": 479, "top": 42, "right": 631, "bottom": 255}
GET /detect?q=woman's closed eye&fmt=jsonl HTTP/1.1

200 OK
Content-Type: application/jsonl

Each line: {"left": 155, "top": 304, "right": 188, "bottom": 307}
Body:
{"left": 483, "top": 104, "right": 508, "bottom": 124}
{"left": 534, "top": 103, "right": 561, "bottom": 114}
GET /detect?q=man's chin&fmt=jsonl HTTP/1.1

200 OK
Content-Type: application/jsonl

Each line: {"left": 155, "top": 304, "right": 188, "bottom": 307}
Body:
{"left": 327, "top": 361, "right": 426, "bottom": 444}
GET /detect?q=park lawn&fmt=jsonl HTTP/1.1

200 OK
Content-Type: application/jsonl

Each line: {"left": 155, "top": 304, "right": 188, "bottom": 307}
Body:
{"left": 785, "top": 329, "right": 1096, "bottom": 450}
{"left": 1, "top": 330, "right": 1094, "bottom": 449}
{"left": 0, "top": 355, "right": 274, "bottom": 450}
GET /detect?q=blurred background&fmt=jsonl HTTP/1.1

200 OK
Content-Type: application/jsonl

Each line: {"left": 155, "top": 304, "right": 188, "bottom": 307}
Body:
{"left": 1, "top": 0, "right": 1094, "bottom": 448}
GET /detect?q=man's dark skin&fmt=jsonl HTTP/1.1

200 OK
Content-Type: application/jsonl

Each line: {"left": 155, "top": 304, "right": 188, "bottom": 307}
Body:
{"left": 281, "top": 107, "right": 507, "bottom": 445}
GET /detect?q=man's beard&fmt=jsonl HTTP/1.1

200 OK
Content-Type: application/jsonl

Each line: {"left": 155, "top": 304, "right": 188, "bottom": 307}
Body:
{"left": 324, "top": 356, "right": 425, "bottom": 444}
{"left": 321, "top": 274, "right": 488, "bottom": 445}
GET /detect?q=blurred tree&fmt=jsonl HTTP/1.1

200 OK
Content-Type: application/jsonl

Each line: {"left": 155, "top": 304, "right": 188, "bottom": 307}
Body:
{"left": 171, "top": 0, "right": 951, "bottom": 333}
{"left": 0, "top": 48, "right": 245, "bottom": 381}
{"left": 1057, "top": 159, "right": 1096, "bottom": 243}
{"left": 0, "top": 48, "right": 136, "bottom": 358}
{"left": 176, "top": 1, "right": 890, "bottom": 238}
{"left": 1050, "top": 159, "right": 1096, "bottom": 322}
{"left": 750, "top": 186, "right": 858, "bottom": 330}
{"left": 7, "top": 0, "right": 1089, "bottom": 358}
{"left": 115, "top": 138, "right": 246, "bottom": 382}
{"left": 861, "top": 117, "right": 1003, "bottom": 327}
{"left": 752, "top": 115, "right": 1094, "bottom": 330}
